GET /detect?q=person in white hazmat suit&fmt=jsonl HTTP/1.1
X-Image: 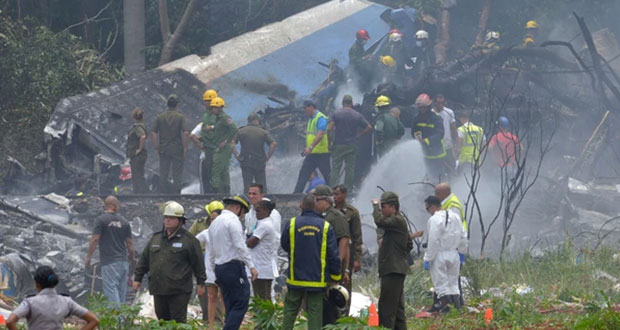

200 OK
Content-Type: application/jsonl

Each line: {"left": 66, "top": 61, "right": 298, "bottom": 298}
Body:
{"left": 423, "top": 195, "right": 468, "bottom": 313}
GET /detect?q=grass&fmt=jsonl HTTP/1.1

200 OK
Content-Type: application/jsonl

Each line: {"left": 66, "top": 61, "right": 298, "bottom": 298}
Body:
{"left": 51, "top": 243, "right": 620, "bottom": 329}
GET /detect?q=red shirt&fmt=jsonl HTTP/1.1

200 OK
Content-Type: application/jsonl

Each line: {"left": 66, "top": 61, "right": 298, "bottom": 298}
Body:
{"left": 489, "top": 131, "right": 520, "bottom": 167}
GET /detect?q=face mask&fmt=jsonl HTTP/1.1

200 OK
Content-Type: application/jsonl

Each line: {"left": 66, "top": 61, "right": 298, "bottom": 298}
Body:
{"left": 416, "top": 41, "right": 423, "bottom": 47}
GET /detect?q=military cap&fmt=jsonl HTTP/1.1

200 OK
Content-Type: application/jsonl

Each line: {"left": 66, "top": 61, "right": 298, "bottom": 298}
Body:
{"left": 380, "top": 191, "right": 399, "bottom": 204}
{"left": 312, "top": 184, "right": 333, "bottom": 196}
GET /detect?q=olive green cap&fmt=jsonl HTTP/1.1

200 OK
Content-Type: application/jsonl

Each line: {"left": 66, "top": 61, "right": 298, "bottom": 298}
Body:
{"left": 313, "top": 184, "right": 333, "bottom": 196}
{"left": 380, "top": 191, "right": 399, "bottom": 204}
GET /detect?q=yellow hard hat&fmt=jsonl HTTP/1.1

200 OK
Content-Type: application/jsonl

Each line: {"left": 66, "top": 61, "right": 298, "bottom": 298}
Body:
{"left": 523, "top": 36, "right": 535, "bottom": 47}
{"left": 205, "top": 200, "right": 224, "bottom": 214}
{"left": 375, "top": 95, "right": 391, "bottom": 107}
{"left": 202, "top": 89, "right": 218, "bottom": 101}
{"left": 526, "top": 20, "right": 539, "bottom": 29}
{"left": 380, "top": 55, "right": 396, "bottom": 68}
{"left": 210, "top": 97, "right": 226, "bottom": 108}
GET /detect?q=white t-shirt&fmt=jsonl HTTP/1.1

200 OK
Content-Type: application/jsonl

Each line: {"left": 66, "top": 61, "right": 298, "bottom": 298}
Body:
{"left": 195, "top": 229, "right": 216, "bottom": 284}
{"left": 249, "top": 217, "right": 278, "bottom": 279}
{"left": 191, "top": 123, "right": 205, "bottom": 159}
{"left": 434, "top": 107, "right": 456, "bottom": 149}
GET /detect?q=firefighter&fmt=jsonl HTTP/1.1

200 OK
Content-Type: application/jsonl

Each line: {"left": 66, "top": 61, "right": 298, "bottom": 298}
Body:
{"left": 281, "top": 194, "right": 341, "bottom": 330}
{"left": 523, "top": 20, "right": 538, "bottom": 47}
{"left": 198, "top": 89, "right": 219, "bottom": 193}
{"left": 293, "top": 100, "right": 331, "bottom": 193}
{"left": 412, "top": 93, "right": 447, "bottom": 183}
{"left": 456, "top": 112, "right": 485, "bottom": 172}
{"left": 374, "top": 95, "right": 404, "bottom": 158}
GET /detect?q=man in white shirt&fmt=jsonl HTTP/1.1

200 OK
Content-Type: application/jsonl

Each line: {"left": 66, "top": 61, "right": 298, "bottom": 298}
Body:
{"left": 246, "top": 200, "right": 278, "bottom": 301}
{"left": 190, "top": 123, "right": 208, "bottom": 193}
{"left": 432, "top": 94, "right": 458, "bottom": 171}
{"left": 208, "top": 194, "right": 258, "bottom": 330}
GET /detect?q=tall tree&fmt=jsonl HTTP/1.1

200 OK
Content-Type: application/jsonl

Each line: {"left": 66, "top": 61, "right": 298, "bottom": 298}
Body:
{"left": 158, "top": 0, "right": 199, "bottom": 66}
{"left": 123, "top": 0, "right": 145, "bottom": 74}
{"left": 473, "top": 0, "right": 494, "bottom": 48}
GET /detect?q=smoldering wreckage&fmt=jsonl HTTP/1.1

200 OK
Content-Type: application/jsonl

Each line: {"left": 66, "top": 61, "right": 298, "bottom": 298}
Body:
{"left": 2, "top": 0, "right": 620, "bottom": 322}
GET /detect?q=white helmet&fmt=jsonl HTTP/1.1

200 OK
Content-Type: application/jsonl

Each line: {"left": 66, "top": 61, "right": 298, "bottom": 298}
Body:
{"left": 416, "top": 30, "right": 429, "bottom": 39}
{"left": 486, "top": 31, "right": 500, "bottom": 42}
{"left": 163, "top": 201, "right": 185, "bottom": 218}
{"left": 327, "top": 284, "right": 350, "bottom": 311}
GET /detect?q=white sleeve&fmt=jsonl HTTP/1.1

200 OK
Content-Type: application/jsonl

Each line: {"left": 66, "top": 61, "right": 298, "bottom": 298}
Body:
{"left": 252, "top": 221, "right": 268, "bottom": 240}
{"left": 271, "top": 210, "right": 282, "bottom": 233}
{"left": 424, "top": 215, "right": 441, "bottom": 262}
{"left": 231, "top": 218, "right": 255, "bottom": 269}
{"left": 191, "top": 123, "right": 202, "bottom": 137}
{"left": 207, "top": 229, "right": 216, "bottom": 271}
{"left": 447, "top": 108, "right": 456, "bottom": 123}
{"left": 196, "top": 229, "right": 208, "bottom": 245}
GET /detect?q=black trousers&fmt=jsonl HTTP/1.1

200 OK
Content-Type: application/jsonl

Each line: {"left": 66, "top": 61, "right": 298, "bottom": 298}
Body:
{"left": 153, "top": 293, "right": 191, "bottom": 323}
{"left": 215, "top": 261, "right": 250, "bottom": 330}
{"left": 293, "top": 153, "right": 331, "bottom": 193}
{"left": 379, "top": 273, "right": 406, "bottom": 330}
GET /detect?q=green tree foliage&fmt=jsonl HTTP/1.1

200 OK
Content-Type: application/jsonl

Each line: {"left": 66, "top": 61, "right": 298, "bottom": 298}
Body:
{"left": 0, "top": 13, "right": 123, "bottom": 178}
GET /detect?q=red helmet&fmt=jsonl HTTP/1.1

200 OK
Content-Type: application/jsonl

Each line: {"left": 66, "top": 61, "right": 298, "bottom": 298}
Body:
{"left": 389, "top": 28, "right": 403, "bottom": 36}
{"left": 415, "top": 93, "right": 432, "bottom": 107}
{"left": 119, "top": 165, "right": 132, "bottom": 181}
{"left": 356, "top": 29, "right": 370, "bottom": 40}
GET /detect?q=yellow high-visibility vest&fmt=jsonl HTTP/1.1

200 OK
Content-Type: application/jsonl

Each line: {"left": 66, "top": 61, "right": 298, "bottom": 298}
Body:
{"left": 442, "top": 194, "right": 467, "bottom": 232}
{"left": 306, "top": 112, "right": 329, "bottom": 154}
{"left": 458, "top": 122, "right": 484, "bottom": 164}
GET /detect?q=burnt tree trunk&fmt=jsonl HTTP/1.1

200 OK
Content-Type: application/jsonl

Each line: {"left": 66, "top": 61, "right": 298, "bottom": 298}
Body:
{"left": 158, "top": 0, "right": 200, "bottom": 66}
{"left": 434, "top": 7, "right": 450, "bottom": 64}
{"left": 474, "top": 0, "right": 494, "bottom": 48}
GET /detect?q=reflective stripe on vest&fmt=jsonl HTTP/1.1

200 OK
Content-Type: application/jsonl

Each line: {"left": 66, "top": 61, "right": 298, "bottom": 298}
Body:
{"left": 442, "top": 194, "right": 467, "bottom": 232}
{"left": 306, "top": 112, "right": 329, "bottom": 154}
{"left": 287, "top": 217, "right": 331, "bottom": 288}
{"left": 457, "top": 123, "right": 484, "bottom": 163}
{"left": 425, "top": 139, "right": 447, "bottom": 159}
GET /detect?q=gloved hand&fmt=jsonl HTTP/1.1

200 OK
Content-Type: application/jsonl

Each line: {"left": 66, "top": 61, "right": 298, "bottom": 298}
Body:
{"left": 423, "top": 261, "right": 430, "bottom": 270}
{"left": 459, "top": 253, "right": 466, "bottom": 264}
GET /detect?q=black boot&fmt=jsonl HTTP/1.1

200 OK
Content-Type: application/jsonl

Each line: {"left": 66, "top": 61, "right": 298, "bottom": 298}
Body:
{"left": 426, "top": 295, "right": 450, "bottom": 314}
{"left": 450, "top": 294, "right": 462, "bottom": 309}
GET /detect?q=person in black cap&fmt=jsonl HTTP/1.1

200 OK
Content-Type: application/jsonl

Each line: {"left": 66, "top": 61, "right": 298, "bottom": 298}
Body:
{"left": 208, "top": 194, "right": 258, "bottom": 330}
{"left": 151, "top": 94, "right": 190, "bottom": 194}
{"left": 293, "top": 99, "right": 331, "bottom": 193}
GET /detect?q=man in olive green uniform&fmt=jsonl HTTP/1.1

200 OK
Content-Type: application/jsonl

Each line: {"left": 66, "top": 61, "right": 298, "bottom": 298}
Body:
{"left": 197, "top": 89, "right": 219, "bottom": 193}
{"left": 126, "top": 108, "right": 148, "bottom": 193}
{"left": 313, "top": 185, "right": 350, "bottom": 325}
{"left": 374, "top": 96, "right": 404, "bottom": 158}
{"left": 372, "top": 191, "right": 413, "bottom": 330}
{"left": 151, "top": 95, "right": 189, "bottom": 194}
{"left": 333, "top": 184, "right": 362, "bottom": 315}
{"left": 208, "top": 97, "right": 237, "bottom": 194}
{"left": 232, "top": 112, "right": 277, "bottom": 193}
{"left": 133, "top": 201, "right": 206, "bottom": 323}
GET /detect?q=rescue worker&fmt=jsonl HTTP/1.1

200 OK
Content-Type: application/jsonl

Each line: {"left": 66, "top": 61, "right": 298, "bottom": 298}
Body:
{"left": 246, "top": 200, "right": 278, "bottom": 301}
{"left": 313, "top": 184, "right": 350, "bottom": 326}
{"left": 126, "top": 107, "right": 148, "bottom": 193}
{"left": 209, "top": 97, "right": 238, "bottom": 194}
{"left": 232, "top": 112, "right": 277, "bottom": 193}
{"left": 197, "top": 89, "right": 219, "bottom": 193}
{"left": 333, "top": 184, "right": 363, "bottom": 315}
{"left": 411, "top": 30, "right": 435, "bottom": 73}
{"left": 423, "top": 195, "right": 467, "bottom": 313}
{"left": 435, "top": 182, "right": 467, "bottom": 305}
{"left": 433, "top": 94, "right": 458, "bottom": 172}
{"left": 489, "top": 116, "right": 522, "bottom": 170}
{"left": 151, "top": 94, "right": 189, "bottom": 194}
{"left": 6, "top": 266, "right": 99, "bottom": 330}
{"left": 523, "top": 20, "right": 539, "bottom": 47}
{"left": 189, "top": 200, "right": 224, "bottom": 238}
{"left": 374, "top": 96, "right": 405, "bottom": 158}
{"left": 281, "top": 194, "right": 342, "bottom": 330}
{"left": 412, "top": 93, "right": 447, "bottom": 183}
{"left": 456, "top": 112, "right": 485, "bottom": 172}
{"left": 208, "top": 194, "right": 258, "bottom": 330}
{"left": 379, "top": 55, "right": 398, "bottom": 84}
{"left": 348, "top": 29, "right": 373, "bottom": 89}
{"left": 293, "top": 100, "right": 331, "bottom": 193}
{"left": 372, "top": 191, "right": 413, "bottom": 329}
{"left": 328, "top": 95, "right": 372, "bottom": 190}
{"left": 133, "top": 201, "right": 206, "bottom": 323}
{"left": 189, "top": 200, "right": 225, "bottom": 324}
